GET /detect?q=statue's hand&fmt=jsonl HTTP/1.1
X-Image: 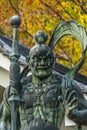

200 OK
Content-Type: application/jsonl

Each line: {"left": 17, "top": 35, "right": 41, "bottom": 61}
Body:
{"left": 58, "top": 88, "right": 78, "bottom": 117}
{"left": 63, "top": 88, "right": 78, "bottom": 118}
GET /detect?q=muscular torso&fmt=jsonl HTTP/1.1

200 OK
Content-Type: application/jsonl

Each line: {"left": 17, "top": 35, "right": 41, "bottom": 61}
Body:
{"left": 3, "top": 73, "right": 87, "bottom": 130}
{"left": 19, "top": 74, "right": 63, "bottom": 130}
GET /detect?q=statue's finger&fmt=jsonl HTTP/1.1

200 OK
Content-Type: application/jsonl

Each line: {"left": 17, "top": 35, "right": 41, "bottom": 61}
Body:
{"left": 67, "top": 91, "right": 77, "bottom": 103}
{"left": 69, "top": 98, "right": 78, "bottom": 107}
{"left": 64, "top": 88, "right": 71, "bottom": 100}
{"left": 69, "top": 104, "right": 77, "bottom": 111}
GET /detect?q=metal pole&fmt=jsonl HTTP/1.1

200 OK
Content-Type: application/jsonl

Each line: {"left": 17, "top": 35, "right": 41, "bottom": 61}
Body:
{"left": 8, "top": 15, "right": 21, "bottom": 130}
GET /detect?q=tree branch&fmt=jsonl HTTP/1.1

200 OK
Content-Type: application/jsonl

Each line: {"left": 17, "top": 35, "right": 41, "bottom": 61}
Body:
{"left": 58, "top": 42, "right": 74, "bottom": 67}
{"left": 20, "top": 27, "right": 33, "bottom": 38}
{"left": 39, "top": 0, "right": 64, "bottom": 20}
{"left": 56, "top": 0, "right": 75, "bottom": 19}
{"left": 8, "top": 0, "right": 19, "bottom": 14}
{"left": 72, "top": 0, "right": 87, "bottom": 14}
{"left": 80, "top": 3, "right": 87, "bottom": 13}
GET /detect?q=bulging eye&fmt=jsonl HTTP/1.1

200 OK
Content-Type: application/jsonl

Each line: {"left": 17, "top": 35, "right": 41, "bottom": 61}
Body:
{"left": 34, "top": 58, "right": 41, "bottom": 62}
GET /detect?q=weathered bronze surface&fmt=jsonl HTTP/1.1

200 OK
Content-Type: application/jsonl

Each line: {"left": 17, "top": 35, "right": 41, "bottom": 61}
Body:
{"left": 0, "top": 16, "right": 87, "bottom": 130}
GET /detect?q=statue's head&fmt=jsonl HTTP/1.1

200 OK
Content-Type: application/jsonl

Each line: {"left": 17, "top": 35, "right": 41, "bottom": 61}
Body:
{"left": 28, "top": 31, "right": 54, "bottom": 79}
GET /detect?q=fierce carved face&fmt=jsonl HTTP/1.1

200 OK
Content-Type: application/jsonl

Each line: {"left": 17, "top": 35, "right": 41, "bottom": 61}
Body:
{"left": 29, "top": 44, "right": 54, "bottom": 79}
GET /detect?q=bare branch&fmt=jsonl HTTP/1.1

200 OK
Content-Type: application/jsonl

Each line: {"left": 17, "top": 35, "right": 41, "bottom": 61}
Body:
{"left": 58, "top": 41, "right": 75, "bottom": 67}
{"left": 80, "top": 2, "right": 87, "bottom": 13}
{"left": 72, "top": 0, "right": 87, "bottom": 14}
{"left": 39, "top": 0, "right": 64, "bottom": 20}
{"left": 56, "top": 0, "right": 75, "bottom": 19}
{"left": 20, "top": 27, "right": 33, "bottom": 38}
{"left": 8, "top": 0, "right": 19, "bottom": 14}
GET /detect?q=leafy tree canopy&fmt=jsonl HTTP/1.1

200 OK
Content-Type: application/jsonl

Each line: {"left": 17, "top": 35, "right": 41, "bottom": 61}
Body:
{"left": 0, "top": 0, "right": 87, "bottom": 75}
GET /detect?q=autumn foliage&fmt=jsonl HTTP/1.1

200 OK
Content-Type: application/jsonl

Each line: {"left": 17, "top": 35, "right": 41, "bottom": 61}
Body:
{"left": 0, "top": 0, "right": 87, "bottom": 75}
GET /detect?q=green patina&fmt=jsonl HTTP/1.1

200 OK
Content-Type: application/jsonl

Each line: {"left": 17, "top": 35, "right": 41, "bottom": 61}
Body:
{"left": 0, "top": 16, "right": 87, "bottom": 130}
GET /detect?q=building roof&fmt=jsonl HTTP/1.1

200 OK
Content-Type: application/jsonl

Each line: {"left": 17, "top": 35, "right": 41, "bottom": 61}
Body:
{"left": 0, "top": 35, "right": 29, "bottom": 57}
{"left": 0, "top": 34, "right": 87, "bottom": 87}
{"left": 0, "top": 34, "right": 29, "bottom": 66}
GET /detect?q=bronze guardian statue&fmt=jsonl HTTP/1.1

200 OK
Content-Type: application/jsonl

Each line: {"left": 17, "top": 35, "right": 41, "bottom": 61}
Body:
{"left": 0, "top": 16, "right": 87, "bottom": 130}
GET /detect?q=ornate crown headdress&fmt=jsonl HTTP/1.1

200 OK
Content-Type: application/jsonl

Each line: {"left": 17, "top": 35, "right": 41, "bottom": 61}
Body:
{"left": 33, "top": 31, "right": 48, "bottom": 44}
